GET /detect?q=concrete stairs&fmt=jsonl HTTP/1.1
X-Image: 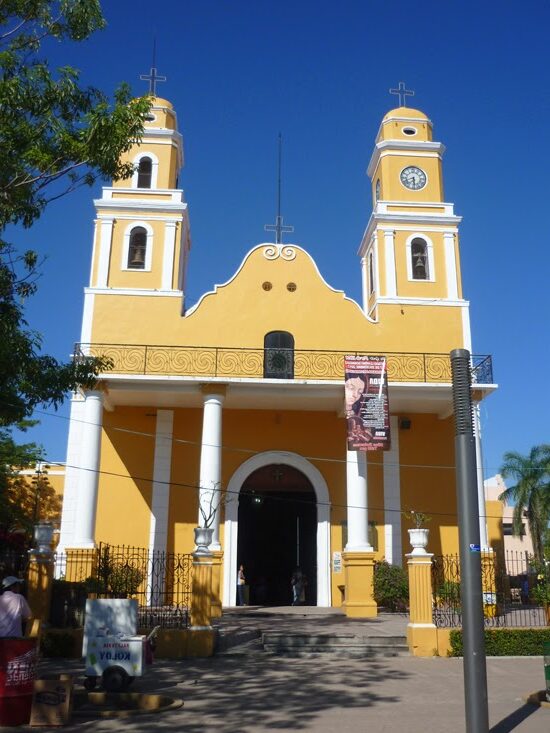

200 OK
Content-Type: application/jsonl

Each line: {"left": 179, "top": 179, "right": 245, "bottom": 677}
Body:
{"left": 261, "top": 632, "right": 409, "bottom": 658}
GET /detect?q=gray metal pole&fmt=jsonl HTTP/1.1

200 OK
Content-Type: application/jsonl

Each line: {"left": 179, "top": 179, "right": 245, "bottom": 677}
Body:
{"left": 450, "top": 348, "right": 489, "bottom": 733}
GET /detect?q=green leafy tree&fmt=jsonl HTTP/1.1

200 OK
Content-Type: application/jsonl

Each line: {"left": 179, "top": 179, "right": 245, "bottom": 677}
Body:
{"left": 499, "top": 445, "right": 550, "bottom": 564}
{"left": 0, "top": 0, "right": 151, "bottom": 426}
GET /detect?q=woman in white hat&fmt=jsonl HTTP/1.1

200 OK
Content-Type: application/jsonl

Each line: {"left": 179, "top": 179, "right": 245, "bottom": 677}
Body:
{"left": 0, "top": 576, "right": 32, "bottom": 637}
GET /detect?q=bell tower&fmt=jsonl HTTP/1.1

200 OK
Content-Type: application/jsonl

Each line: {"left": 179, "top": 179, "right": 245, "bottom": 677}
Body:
{"left": 87, "top": 96, "right": 190, "bottom": 301}
{"left": 358, "top": 101, "right": 464, "bottom": 325}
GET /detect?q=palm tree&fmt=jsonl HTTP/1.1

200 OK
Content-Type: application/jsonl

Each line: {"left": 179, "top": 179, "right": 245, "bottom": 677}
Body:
{"left": 498, "top": 445, "right": 550, "bottom": 563}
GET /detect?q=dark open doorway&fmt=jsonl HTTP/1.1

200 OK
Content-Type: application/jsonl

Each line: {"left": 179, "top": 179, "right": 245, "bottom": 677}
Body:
{"left": 237, "top": 464, "right": 317, "bottom": 606}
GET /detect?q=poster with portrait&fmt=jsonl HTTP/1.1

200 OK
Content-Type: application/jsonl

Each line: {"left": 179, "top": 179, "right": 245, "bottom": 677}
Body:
{"left": 344, "top": 355, "right": 391, "bottom": 451}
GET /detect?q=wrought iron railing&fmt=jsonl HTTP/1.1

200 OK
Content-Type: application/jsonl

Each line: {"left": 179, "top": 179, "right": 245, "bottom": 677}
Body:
{"left": 52, "top": 544, "right": 192, "bottom": 629}
{"left": 75, "top": 343, "right": 494, "bottom": 384}
{"left": 432, "top": 552, "right": 549, "bottom": 629}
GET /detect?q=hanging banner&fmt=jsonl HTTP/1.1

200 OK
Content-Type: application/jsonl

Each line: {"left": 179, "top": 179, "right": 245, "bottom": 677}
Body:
{"left": 344, "top": 355, "right": 391, "bottom": 451}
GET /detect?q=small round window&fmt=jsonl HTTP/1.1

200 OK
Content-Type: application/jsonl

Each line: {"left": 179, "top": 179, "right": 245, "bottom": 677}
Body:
{"left": 403, "top": 126, "right": 417, "bottom": 136}
{"left": 144, "top": 113, "right": 156, "bottom": 122}
{"left": 262, "top": 281, "right": 273, "bottom": 291}
{"left": 287, "top": 282, "right": 297, "bottom": 292}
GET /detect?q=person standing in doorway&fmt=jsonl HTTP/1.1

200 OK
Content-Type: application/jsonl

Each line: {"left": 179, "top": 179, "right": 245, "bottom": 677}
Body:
{"left": 0, "top": 576, "right": 32, "bottom": 637}
{"left": 237, "top": 564, "right": 246, "bottom": 606}
{"left": 291, "top": 567, "right": 305, "bottom": 606}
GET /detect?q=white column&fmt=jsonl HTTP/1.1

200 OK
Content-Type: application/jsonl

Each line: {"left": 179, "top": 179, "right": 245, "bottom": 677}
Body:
{"left": 360, "top": 256, "right": 368, "bottom": 313}
{"left": 444, "top": 231, "right": 459, "bottom": 300}
{"left": 161, "top": 221, "right": 177, "bottom": 290}
{"left": 72, "top": 390, "right": 103, "bottom": 547}
{"left": 345, "top": 448, "right": 372, "bottom": 551}
{"left": 383, "top": 229, "right": 397, "bottom": 297}
{"left": 96, "top": 218, "right": 114, "bottom": 288}
{"left": 198, "top": 390, "right": 225, "bottom": 551}
{"left": 474, "top": 402, "right": 489, "bottom": 550}
{"left": 383, "top": 416, "right": 402, "bottom": 566}
{"left": 148, "top": 410, "right": 174, "bottom": 554}
{"left": 57, "top": 395, "right": 86, "bottom": 556}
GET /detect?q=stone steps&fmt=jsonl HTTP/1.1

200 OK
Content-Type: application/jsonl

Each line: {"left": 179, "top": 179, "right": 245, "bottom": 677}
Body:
{"left": 261, "top": 633, "right": 409, "bottom": 658}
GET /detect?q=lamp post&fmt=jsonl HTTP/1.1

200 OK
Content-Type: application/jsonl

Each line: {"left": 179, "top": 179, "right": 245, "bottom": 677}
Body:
{"left": 450, "top": 348, "right": 489, "bottom": 733}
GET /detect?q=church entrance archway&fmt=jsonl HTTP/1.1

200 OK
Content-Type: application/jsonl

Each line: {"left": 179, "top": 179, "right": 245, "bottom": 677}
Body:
{"left": 237, "top": 465, "right": 317, "bottom": 606}
{"left": 223, "top": 451, "right": 331, "bottom": 607}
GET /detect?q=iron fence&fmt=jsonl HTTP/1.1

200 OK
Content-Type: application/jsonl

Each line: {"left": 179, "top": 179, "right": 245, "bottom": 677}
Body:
{"left": 52, "top": 543, "right": 192, "bottom": 629}
{"left": 75, "top": 343, "right": 494, "bottom": 385}
{"left": 432, "top": 551, "right": 550, "bottom": 628}
{"left": 0, "top": 547, "right": 29, "bottom": 578}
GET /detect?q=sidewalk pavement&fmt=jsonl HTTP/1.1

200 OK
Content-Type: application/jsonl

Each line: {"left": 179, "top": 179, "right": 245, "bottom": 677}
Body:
{"left": 38, "top": 653, "right": 548, "bottom": 733}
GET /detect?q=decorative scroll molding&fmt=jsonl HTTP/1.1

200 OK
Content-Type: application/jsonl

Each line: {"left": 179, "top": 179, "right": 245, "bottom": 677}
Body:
{"left": 263, "top": 245, "right": 297, "bottom": 261}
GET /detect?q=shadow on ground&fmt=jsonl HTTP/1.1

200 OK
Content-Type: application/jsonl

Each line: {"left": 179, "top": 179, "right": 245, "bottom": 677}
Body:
{"left": 44, "top": 653, "right": 410, "bottom": 732}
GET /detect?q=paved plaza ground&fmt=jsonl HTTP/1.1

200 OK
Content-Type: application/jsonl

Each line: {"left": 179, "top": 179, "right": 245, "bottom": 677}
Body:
{"left": 13, "top": 609, "right": 550, "bottom": 732}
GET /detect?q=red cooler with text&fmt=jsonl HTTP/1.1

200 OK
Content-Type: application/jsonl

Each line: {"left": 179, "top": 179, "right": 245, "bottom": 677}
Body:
{"left": 0, "top": 638, "right": 38, "bottom": 726}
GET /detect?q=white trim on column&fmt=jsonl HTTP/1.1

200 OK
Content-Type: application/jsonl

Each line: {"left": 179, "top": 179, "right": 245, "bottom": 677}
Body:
{"left": 121, "top": 220, "right": 154, "bottom": 272}
{"left": 72, "top": 391, "right": 103, "bottom": 548}
{"left": 384, "top": 416, "right": 402, "bottom": 566}
{"left": 57, "top": 396, "right": 86, "bottom": 556}
{"left": 147, "top": 410, "right": 174, "bottom": 604}
{"left": 383, "top": 229, "right": 397, "bottom": 297}
{"left": 473, "top": 403, "right": 489, "bottom": 550}
{"left": 223, "top": 451, "right": 331, "bottom": 608}
{"left": 96, "top": 218, "right": 114, "bottom": 287}
{"left": 131, "top": 151, "right": 160, "bottom": 190}
{"left": 161, "top": 222, "right": 177, "bottom": 290}
{"left": 148, "top": 410, "right": 174, "bottom": 554}
{"left": 444, "top": 231, "right": 459, "bottom": 299}
{"left": 461, "top": 304, "right": 472, "bottom": 352}
{"left": 361, "top": 256, "right": 368, "bottom": 312}
{"left": 80, "top": 292, "right": 95, "bottom": 344}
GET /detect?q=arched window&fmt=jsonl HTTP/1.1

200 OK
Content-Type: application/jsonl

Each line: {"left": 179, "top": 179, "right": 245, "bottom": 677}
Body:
{"left": 411, "top": 238, "right": 429, "bottom": 280}
{"left": 137, "top": 157, "right": 152, "bottom": 188}
{"left": 127, "top": 226, "right": 147, "bottom": 269}
{"left": 264, "top": 331, "right": 294, "bottom": 379}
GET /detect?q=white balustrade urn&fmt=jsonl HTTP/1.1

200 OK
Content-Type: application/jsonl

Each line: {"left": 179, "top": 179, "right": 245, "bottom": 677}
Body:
{"left": 194, "top": 527, "right": 214, "bottom": 556}
{"left": 33, "top": 522, "right": 54, "bottom": 554}
{"left": 408, "top": 528, "right": 430, "bottom": 556}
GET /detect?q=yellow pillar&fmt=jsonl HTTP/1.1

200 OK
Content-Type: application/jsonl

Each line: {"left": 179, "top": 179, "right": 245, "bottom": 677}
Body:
{"left": 481, "top": 550, "right": 496, "bottom": 618}
{"left": 26, "top": 552, "right": 54, "bottom": 624}
{"left": 342, "top": 551, "right": 377, "bottom": 618}
{"left": 190, "top": 553, "right": 213, "bottom": 629}
{"left": 210, "top": 550, "right": 223, "bottom": 618}
{"left": 406, "top": 553, "right": 438, "bottom": 656}
{"left": 189, "top": 552, "right": 216, "bottom": 657}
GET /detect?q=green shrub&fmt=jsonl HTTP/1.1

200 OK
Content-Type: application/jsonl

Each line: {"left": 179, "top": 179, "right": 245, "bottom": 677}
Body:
{"left": 449, "top": 628, "right": 550, "bottom": 657}
{"left": 373, "top": 561, "right": 409, "bottom": 611}
{"left": 108, "top": 564, "right": 144, "bottom": 596}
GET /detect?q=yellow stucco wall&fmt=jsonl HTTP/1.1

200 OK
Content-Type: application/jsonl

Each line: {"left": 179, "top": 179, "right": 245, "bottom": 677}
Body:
{"left": 89, "top": 245, "right": 465, "bottom": 355}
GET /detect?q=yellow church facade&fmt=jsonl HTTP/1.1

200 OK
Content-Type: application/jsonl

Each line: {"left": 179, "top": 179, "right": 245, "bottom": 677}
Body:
{"left": 57, "top": 97, "right": 496, "bottom": 612}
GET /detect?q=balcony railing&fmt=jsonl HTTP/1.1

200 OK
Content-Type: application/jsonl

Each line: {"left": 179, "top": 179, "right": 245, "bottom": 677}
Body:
{"left": 76, "top": 343, "right": 494, "bottom": 385}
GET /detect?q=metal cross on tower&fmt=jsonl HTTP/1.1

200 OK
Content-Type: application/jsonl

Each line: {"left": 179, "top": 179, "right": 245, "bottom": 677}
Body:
{"left": 264, "top": 133, "right": 294, "bottom": 244}
{"left": 140, "top": 40, "right": 166, "bottom": 96}
{"left": 389, "top": 81, "right": 415, "bottom": 107}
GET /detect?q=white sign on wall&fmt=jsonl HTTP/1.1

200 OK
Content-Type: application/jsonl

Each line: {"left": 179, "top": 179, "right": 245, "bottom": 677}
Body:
{"left": 332, "top": 551, "right": 342, "bottom": 574}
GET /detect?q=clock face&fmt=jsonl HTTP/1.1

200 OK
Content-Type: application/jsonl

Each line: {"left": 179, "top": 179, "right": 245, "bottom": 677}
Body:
{"left": 400, "top": 166, "right": 427, "bottom": 191}
{"left": 375, "top": 179, "right": 381, "bottom": 201}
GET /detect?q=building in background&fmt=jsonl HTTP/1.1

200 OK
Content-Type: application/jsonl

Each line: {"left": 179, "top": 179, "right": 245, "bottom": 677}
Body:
{"left": 56, "top": 96, "right": 497, "bottom": 611}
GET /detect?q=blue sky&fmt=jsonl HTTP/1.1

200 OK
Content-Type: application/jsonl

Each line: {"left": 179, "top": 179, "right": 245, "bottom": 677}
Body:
{"left": 10, "top": 1, "right": 550, "bottom": 480}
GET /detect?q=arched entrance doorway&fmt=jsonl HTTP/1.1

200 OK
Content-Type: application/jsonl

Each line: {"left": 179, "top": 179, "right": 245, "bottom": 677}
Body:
{"left": 237, "top": 464, "right": 317, "bottom": 605}
{"left": 223, "top": 451, "right": 331, "bottom": 607}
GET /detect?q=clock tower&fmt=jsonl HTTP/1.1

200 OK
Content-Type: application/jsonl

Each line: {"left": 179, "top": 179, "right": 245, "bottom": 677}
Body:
{"left": 359, "top": 105, "right": 466, "bottom": 342}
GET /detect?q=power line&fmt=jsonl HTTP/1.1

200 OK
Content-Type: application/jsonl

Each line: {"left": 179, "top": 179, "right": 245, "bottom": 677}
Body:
{"left": 27, "top": 404, "right": 524, "bottom": 474}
